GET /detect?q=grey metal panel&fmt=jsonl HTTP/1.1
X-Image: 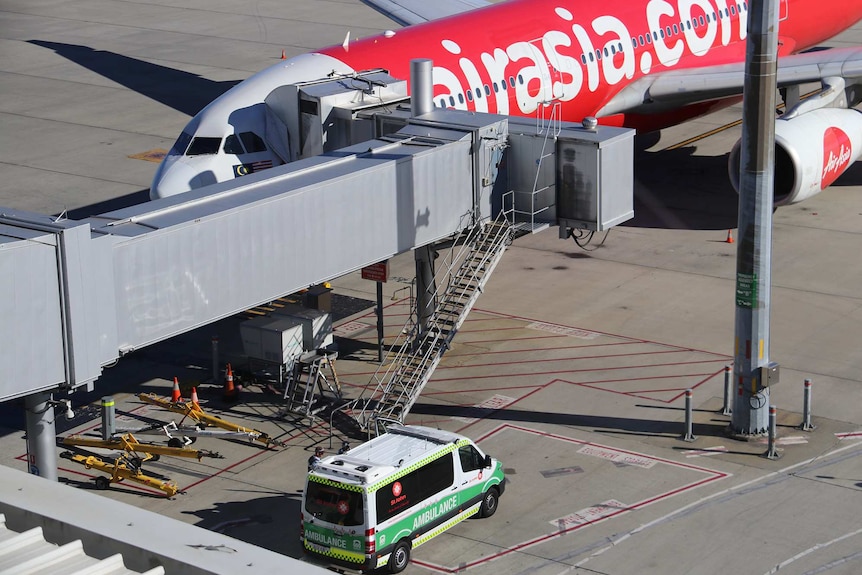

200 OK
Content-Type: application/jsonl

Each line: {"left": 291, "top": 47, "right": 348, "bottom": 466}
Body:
{"left": 107, "top": 136, "right": 473, "bottom": 351}
{"left": 0, "top": 228, "right": 65, "bottom": 399}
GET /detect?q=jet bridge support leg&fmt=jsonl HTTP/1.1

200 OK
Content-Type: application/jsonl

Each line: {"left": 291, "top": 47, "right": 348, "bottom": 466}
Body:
{"left": 24, "top": 391, "right": 58, "bottom": 481}
{"left": 414, "top": 245, "right": 437, "bottom": 337}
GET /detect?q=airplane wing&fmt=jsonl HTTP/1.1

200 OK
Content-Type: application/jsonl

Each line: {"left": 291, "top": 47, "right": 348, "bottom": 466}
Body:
{"left": 598, "top": 47, "right": 862, "bottom": 116}
{"left": 360, "top": 0, "right": 492, "bottom": 27}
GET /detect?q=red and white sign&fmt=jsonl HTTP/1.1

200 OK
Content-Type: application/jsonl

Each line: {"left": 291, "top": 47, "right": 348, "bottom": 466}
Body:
{"left": 821, "top": 127, "right": 853, "bottom": 189}
{"left": 392, "top": 481, "right": 402, "bottom": 497}
{"left": 361, "top": 261, "right": 389, "bottom": 283}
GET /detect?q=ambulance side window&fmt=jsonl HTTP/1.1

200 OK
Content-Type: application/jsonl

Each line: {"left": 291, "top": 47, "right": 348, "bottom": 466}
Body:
{"left": 375, "top": 453, "right": 454, "bottom": 522}
{"left": 458, "top": 445, "right": 484, "bottom": 472}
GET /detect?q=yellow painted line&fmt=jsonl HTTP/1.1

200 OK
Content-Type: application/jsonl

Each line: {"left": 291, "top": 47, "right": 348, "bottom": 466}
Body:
{"left": 661, "top": 89, "right": 819, "bottom": 152}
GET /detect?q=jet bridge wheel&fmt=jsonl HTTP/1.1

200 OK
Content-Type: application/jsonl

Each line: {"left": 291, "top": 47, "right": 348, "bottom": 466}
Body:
{"left": 94, "top": 476, "right": 110, "bottom": 490}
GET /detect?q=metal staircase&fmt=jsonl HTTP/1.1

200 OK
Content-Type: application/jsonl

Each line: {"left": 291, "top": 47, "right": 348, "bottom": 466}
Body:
{"left": 350, "top": 213, "right": 513, "bottom": 433}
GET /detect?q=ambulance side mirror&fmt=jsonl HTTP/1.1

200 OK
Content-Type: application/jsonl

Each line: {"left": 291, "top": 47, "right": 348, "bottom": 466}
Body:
{"left": 484, "top": 455, "right": 492, "bottom": 468}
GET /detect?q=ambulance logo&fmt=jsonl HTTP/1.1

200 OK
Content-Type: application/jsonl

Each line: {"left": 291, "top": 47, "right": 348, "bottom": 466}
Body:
{"left": 392, "top": 481, "right": 402, "bottom": 497}
{"left": 337, "top": 500, "right": 349, "bottom": 515}
{"left": 822, "top": 127, "right": 852, "bottom": 189}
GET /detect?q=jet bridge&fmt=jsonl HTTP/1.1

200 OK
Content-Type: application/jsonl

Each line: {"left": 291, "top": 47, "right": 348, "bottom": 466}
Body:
{"left": 1, "top": 103, "right": 634, "bottom": 486}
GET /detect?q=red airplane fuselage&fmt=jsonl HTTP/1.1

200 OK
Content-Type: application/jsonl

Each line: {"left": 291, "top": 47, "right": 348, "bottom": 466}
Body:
{"left": 321, "top": 0, "right": 862, "bottom": 131}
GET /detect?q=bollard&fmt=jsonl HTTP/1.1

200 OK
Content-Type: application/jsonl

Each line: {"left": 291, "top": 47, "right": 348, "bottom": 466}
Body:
{"left": 765, "top": 405, "right": 779, "bottom": 459}
{"left": 100, "top": 396, "right": 115, "bottom": 441}
{"left": 722, "top": 365, "right": 732, "bottom": 415}
{"left": 211, "top": 336, "right": 220, "bottom": 385}
{"left": 801, "top": 378, "right": 815, "bottom": 431}
{"left": 681, "top": 389, "right": 696, "bottom": 442}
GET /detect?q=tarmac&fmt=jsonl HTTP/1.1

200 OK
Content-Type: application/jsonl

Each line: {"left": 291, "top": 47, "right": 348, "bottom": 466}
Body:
{"left": 1, "top": 2, "right": 861, "bottom": 574}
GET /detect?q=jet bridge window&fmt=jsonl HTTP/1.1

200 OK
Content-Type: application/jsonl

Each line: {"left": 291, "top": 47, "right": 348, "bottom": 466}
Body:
{"left": 186, "top": 137, "right": 221, "bottom": 156}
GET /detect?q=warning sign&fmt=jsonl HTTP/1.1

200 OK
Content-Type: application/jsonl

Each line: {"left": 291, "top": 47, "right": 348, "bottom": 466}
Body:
{"left": 362, "top": 261, "right": 389, "bottom": 283}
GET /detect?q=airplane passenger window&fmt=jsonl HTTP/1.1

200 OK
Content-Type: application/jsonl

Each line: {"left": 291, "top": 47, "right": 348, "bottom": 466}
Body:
{"left": 699, "top": 16, "right": 705, "bottom": 25}
{"left": 458, "top": 93, "right": 465, "bottom": 104}
{"left": 618, "top": 42, "right": 623, "bottom": 52}
{"left": 187, "top": 137, "right": 221, "bottom": 156}
{"left": 484, "top": 85, "right": 490, "bottom": 96}
{"left": 517, "top": 74, "right": 524, "bottom": 85}
{"left": 170, "top": 131, "right": 192, "bottom": 156}
{"left": 596, "top": 49, "right": 602, "bottom": 60}
{"left": 646, "top": 33, "right": 652, "bottom": 44}
{"left": 509, "top": 76, "right": 515, "bottom": 88}
{"left": 240, "top": 132, "right": 266, "bottom": 153}
{"left": 730, "top": 6, "right": 736, "bottom": 15}
{"left": 223, "top": 134, "right": 244, "bottom": 155}
{"left": 660, "top": 29, "right": 665, "bottom": 39}
{"left": 673, "top": 24, "right": 679, "bottom": 34}
{"left": 610, "top": 45, "right": 615, "bottom": 55}
{"left": 581, "top": 54, "right": 587, "bottom": 64}
{"left": 588, "top": 51, "right": 595, "bottom": 61}
{"left": 476, "top": 87, "right": 482, "bottom": 99}
{"left": 638, "top": 35, "right": 644, "bottom": 46}
{"left": 449, "top": 96, "right": 455, "bottom": 106}
{"left": 467, "top": 90, "right": 473, "bottom": 102}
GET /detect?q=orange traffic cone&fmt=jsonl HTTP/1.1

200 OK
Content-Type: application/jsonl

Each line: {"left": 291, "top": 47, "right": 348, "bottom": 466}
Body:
{"left": 281, "top": 49, "right": 286, "bottom": 60}
{"left": 190, "top": 387, "right": 201, "bottom": 410}
{"left": 725, "top": 229, "right": 734, "bottom": 244}
{"left": 171, "top": 377, "right": 182, "bottom": 402}
{"left": 224, "top": 363, "right": 237, "bottom": 402}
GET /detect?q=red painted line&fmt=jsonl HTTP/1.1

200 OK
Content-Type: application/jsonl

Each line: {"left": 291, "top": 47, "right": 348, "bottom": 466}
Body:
{"left": 421, "top": 383, "right": 544, "bottom": 397}
{"left": 454, "top": 384, "right": 551, "bottom": 436}
{"left": 471, "top": 308, "right": 732, "bottom": 359}
{"left": 413, "top": 424, "right": 727, "bottom": 572}
{"left": 443, "top": 340, "right": 644, "bottom": 356}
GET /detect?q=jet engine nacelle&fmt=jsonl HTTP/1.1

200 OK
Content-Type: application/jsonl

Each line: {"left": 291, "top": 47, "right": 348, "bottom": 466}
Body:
{"left": 728, "top": 108, "right": 862, "bottom": 206}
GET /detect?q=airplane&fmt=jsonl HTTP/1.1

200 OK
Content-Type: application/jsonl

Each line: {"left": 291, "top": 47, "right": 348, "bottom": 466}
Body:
{"left": 149, "top": 0, "right": 862, "bottom": 207}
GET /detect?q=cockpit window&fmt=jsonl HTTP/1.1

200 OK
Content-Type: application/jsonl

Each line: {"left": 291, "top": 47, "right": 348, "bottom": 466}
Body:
{"left": 224, "top": 134, "right": 245, "bottom": 155}
{"left": 170, "top": 131, "right": 192, "bottom": 156}
{"left": 240, "top": 132, "right": 267, "bottom": 153}
{"left": 187, "top": 137, "right": 221, "bottom": 156}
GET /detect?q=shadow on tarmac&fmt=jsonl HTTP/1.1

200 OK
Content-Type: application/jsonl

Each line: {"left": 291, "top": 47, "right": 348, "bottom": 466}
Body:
{"left": 410, "top": 403, "right": 730, "bottom": 439}
{"left": 28, "top": 41, "right": 238, "bottom": 117}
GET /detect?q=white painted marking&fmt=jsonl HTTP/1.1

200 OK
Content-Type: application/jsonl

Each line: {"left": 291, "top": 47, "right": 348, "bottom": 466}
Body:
{"left": 333, "top": 321, "right": 371, "bottom": 335}
{"left": 454, "top": 394, "right": 516, "bottom": 423}
{"left": 761, "top": 526, "right": 862, "bottom": 575}
{"left": 682, "top": 446, "right": 728, "bottom": 458}
{"left": 551, "top": 500, "right": 628, "bottom": 528}
{"left": 575, "top": 441, "right": 862, "bottom": 570}
{"left": 577, "top": 445, "right": 657, "bottom": 468}
{"left": 526, "top": 321, "right": 599, "bottom": 339}
{"left": 754, "top": 435, "right": 809, "bottom": 446}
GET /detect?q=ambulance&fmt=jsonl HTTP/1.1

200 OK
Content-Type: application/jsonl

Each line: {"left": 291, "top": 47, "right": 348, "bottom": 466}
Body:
{"left": 301, "top": 424, "right": 505, "bottom": 573}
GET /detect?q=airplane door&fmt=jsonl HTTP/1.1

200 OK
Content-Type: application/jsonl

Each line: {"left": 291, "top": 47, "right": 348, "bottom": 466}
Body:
{"left": 779, "top": 0, "right": 788, "bottom": 21}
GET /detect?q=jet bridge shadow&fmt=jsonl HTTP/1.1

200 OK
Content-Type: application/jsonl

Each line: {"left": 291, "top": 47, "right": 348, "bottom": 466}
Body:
{"left": 28, "top": 41, "right": 238, "bottom": 117}
{"left": 626, "top": 133, "right": 740, "bottom": 231}
{"left": 409, "top": 403, "right": 728, "bottom": 439}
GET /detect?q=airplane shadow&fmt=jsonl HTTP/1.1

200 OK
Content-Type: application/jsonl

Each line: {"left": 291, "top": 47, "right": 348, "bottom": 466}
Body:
{"left": 28, "top": 40, "right": 239, "bottom": 117}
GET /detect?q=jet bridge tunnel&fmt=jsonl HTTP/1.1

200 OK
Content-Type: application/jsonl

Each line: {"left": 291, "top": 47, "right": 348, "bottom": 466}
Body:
{"left": 0, "top": 76, "right": 635, "bottom": 483}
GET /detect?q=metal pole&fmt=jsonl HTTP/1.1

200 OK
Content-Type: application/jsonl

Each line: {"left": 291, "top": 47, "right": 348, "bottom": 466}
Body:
{"left": 682, "top": 389, "right": 696, "bottom": 442}
{"left": 731, "top": 0, "right": 779, "bottom": 436}
{"left": 801, "top": 378, "right": 815, "bottom": 431}
{"left": 722, "top": 365, "right": 733, "bottom": 415}
{"left": 24, "top": 391, "right": 58, "bottom": 481}
{"left": 765, "top": 405, "right": 779, "bottom": 459}
{"left": 410, "top": 59, "right": 434, "bottom": 117}
{"left": 211, "top": 336, "right": 220, "bottom": 384}
{"left": 101, "top": 396, "right": 115, "bottom": 441}
{"left": 377, "top": 281, "right": 384, "bottom": 364}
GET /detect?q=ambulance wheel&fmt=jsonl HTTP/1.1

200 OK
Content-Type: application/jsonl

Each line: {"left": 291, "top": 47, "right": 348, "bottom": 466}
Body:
{"left": 94, "top": 476, "right": 110, "bottom": 490}
{"left": 480, "top": 487, "right": 499, "bottom": 518}
{"left": 388, "top": 540, "right": 411, "bottom": 573}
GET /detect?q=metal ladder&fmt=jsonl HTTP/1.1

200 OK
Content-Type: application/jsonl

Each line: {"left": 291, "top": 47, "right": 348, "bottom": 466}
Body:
{"left": 351, "top": 212, "right": 513, "bottom": 431}
{"left": 282, "top": 351, "right": 342, "bottom": 418}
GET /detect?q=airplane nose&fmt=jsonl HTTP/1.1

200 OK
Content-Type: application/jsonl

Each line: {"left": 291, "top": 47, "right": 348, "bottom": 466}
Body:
{"left": 150, "top": 157, "right": 202, "bottom": 200}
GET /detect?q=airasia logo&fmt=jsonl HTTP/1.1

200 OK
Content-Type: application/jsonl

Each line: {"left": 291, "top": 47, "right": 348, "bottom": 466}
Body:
{"left": 822, "top": 127, "right": 852, "bottom": 189}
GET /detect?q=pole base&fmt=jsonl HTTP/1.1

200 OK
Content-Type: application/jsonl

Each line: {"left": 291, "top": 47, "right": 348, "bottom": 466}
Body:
{"left": 763, "top": 448, "right": 781, "bottom": 460}
{"left": 680, "top": 433, "right": 696, "bottom": 443}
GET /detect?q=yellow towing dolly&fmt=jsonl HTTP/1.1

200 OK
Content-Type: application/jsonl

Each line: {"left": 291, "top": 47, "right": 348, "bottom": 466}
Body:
{"left": 137, "top": 393, "right": 284, "bottom": 448}
{"left": 62, "top": 432, "right": 223, "bottom": 464}
{"left": 60, "top": 451, "right": 180, "bottom": 497}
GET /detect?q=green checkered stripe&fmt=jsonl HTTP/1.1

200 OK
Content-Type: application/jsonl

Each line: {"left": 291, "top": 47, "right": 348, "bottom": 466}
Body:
{"left": 413, "top": 501, "right": 480, "bottom": 548}
{"left": 367, "top": 439, "right": 468, "bottom": 494}
{"left": 303, "top": 540, "right": 365, "bottom": 564}
{"left": 307, "top": 473, "right": 364, "bottom": 492}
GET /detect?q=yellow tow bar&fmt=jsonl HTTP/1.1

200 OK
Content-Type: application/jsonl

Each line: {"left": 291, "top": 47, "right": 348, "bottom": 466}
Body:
{"left": 62, "top": 432, "right": 223, "bottom": 462}
{"left": 137, "top": 393, "right": 283, "bottom": 448}
{"left": 61, "top": 451, "right": 180, "bottom": 497}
